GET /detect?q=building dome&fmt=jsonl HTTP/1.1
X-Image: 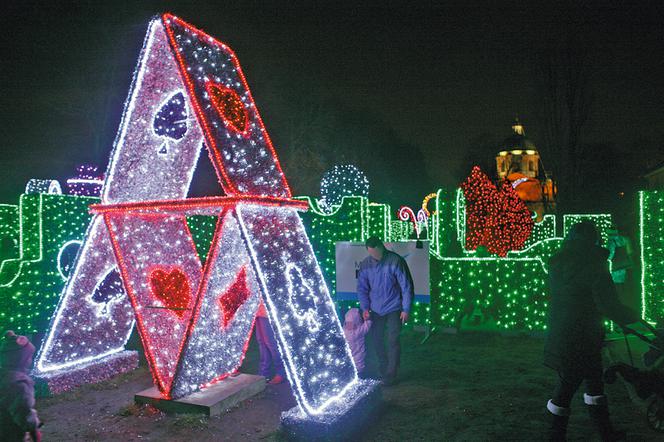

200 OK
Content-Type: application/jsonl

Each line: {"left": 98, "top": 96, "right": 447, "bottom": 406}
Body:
{"left": 496, "top": 118, "right": 540, "bottom": 180}
{"left": 499, "top": 118, "right": 537, "bottom": 154}
{"left": 494, "top": 117, "right": 556, "bottom": 221}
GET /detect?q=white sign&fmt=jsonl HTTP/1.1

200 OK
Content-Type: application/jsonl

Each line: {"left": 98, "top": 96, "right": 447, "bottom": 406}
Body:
{"left": 335, "top": 241, "right": 430, "bottom": 303}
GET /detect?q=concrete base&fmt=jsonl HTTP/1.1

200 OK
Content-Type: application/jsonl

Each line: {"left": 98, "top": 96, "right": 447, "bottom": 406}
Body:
{"left": 34, "top": 350, "right": 139, "bottom": 397}
{"left": 280, "top": 379, "right": 382, "bottom": 441}
{"left": 135, "top": 373, "right": 266, "bottom": 416}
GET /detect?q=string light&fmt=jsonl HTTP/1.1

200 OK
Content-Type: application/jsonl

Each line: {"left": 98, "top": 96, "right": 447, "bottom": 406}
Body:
{"left": 421, "top": 192, "right": 437, "bottom": 217}
{"left": 235, "top": 204, "right": 358, "bottom": 414}
{"left": 103, "top": 17, "right": 205, "bottom": 205}
{"left": 34, "top": 14, "right": 211, "bottom": 388}
{"left": 105, "top": 212, "right": 204, "bottom": 396}
{"left": 459, "top": 166, "right": 534, "bottom": 257}
{"left": 55, "top": 239, "right": 82, "bottom": 280}
{"left": 3, "top": 15, "right": 655, "bottom": 409}
{"left": 519, "top": 214, "right": 556, "bottom": 250}
{"left": 25, "top": 179, "right": 62, "bottom": 195}
{"left": 162, "top": 13, "right": 292, "bottom": 197}
{"left": 562, "top": 214, "right": 613, "bottom": 245}
{"left": 170, "top": 211, "right": 260, "bottom": 398}
{"left": 297, "top": 196, "right": 367, "bottom": 296}
{"left": 35, "top": 215, "right": 135, "bottom": 375}
{"left": 0, "top": 194, "right": 99, "bottom": 336}
{"left": 37, "top": 13, "right": 363, "bottom": 414}
{"left": 319, "top": 165, "right": 369, "bottom": 213}
{"left": 639, "top": 191, "right": 663, "bottom": 321}
{"left": 66, "top": 165, "right": 104, "bottom": 197}
{"left": 2, "top": 190, "right": 643, "bottom": 365}
{"left": 432, "top": 254, "right": 548, "bottom": 330}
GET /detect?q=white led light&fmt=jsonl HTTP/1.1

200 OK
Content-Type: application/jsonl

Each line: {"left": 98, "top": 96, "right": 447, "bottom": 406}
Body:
{"left": 236, "top": 205, "right": 358, "bottom": 415}
{"left": 56, "top": 239, "right": 82, "bottom": 280}
{"left": 36, "top": 216, "right": 134, "bottom": 373}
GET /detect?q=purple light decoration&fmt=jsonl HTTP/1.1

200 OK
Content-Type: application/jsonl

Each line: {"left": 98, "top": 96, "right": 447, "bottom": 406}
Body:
{"left": 66, "top": 164, "right": 104, "bottom": 197}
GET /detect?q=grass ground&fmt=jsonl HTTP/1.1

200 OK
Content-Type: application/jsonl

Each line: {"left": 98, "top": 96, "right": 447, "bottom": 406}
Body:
{"left": 36, "top": 330, "right": 660, "bottom": 441}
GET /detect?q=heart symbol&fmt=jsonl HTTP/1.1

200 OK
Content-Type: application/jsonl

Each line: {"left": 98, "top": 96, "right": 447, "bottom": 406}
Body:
{"left": 218, "top": 267, "right": 251, "bottom": 328}
{"left": 149, "top": 268, "right": 192, "bottom": 319}
{"left": 205, "top": 82, "right": 248, "bottom": 134}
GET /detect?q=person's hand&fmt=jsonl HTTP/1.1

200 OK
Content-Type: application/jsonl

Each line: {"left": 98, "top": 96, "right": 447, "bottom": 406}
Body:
{"left": 363, "top": 310, "right": 370, "bottom": 321}
{"left": 400, "top": 312, "right": 409, "bottom": 324}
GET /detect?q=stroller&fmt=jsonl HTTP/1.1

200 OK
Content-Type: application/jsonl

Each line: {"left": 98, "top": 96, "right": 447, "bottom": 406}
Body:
{"left": 604, "top": 320, "right": 664, "bottom": 432}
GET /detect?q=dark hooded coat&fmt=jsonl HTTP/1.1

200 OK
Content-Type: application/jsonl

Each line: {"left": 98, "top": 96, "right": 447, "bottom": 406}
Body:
{"left": 544, "top": 241, "right": 639, "bottom": 372}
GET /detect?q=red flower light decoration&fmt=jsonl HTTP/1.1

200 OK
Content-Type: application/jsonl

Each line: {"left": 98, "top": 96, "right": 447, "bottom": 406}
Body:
{"left": 460, "top": 166, "right": 534, "bottom": 257}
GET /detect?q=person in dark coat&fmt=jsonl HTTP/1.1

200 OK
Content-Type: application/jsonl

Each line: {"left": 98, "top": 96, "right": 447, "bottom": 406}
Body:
{"left": 0, "top": 330, "right": 41, "bottom": 442}
{"left": 544, "top": 221, "right": 639, "bottom": 441}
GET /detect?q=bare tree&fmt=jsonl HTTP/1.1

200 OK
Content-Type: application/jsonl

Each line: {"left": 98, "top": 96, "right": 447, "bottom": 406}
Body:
{"left": 274, "top": 96, "right": 335, "bottom": 196}
{"left": 42, "top": 22, "right": 125, "bottom": 162}
{"left": 534, "top": 30, "right": 593, "bottom": 211}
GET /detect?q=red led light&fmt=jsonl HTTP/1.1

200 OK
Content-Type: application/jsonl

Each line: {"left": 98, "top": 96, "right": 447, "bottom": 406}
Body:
{"left": 460, "top": 166, "right": 534, "bottom": 257}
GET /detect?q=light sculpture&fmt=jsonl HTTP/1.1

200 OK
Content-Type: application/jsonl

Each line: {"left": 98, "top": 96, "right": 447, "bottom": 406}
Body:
{"left": 459, "top": 166, "right": 534, "bottom": 257}
{"left": 319, "top": 165, "right": 369, "bottom": 213}
{"left": 66, "top": 165, "right": 104, "bottom": 197}
{"left": 37, "top": 14, "right": 364, "bottom": 416}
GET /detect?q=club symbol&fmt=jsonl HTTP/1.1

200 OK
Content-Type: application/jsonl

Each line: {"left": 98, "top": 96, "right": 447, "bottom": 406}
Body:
{"left": 285, "top": 264, "right": 320, "bottom": 333}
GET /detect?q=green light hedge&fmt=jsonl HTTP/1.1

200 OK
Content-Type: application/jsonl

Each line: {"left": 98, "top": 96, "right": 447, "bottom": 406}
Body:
{"left": 640, "top": 191, "right": 663, "bottom": 322}
{"left": 3, "top": 187, "right": 654, "bottom": 334}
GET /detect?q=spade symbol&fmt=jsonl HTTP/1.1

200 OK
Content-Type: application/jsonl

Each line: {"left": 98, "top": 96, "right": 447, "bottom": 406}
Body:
{"left": 153, "top": 91, "right": 188, "bottom": 153}
{"left": 90, "top": 268, "right": 125, "bottom": 315}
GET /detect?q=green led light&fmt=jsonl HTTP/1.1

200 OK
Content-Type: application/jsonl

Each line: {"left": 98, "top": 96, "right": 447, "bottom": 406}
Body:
{"left": 639, "top": 191, "right": 663, "bottom": 321}
{"left": 2, "top": 186, "right": 651, "bottom": 334}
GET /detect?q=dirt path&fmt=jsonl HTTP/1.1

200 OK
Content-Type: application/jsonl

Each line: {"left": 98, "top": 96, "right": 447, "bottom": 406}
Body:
{"left": 36, "top": 331, "right": 661, "bottom": 441}
{"left": 38, "top": 336, "right": 294, "bottom": 441}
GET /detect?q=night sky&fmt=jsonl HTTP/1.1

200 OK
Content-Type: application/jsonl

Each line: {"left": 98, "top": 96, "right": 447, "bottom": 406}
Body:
{"left": 2, "top": 1, "right": 663, "bottom": 207}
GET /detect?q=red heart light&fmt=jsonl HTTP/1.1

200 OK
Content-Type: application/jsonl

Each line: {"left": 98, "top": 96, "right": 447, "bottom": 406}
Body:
{"left": 149, "top": 268, "right": 192, "bottom": 319}
{"left": 205, "top": 82, "right": 249, "bottom": 134}
{"left": 218, "top": 267, "right": 251, "bottom": 328}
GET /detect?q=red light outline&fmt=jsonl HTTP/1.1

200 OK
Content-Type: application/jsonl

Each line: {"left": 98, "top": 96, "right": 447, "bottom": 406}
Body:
{"left": 171, "top": 209, "right": 258, "bottom": 395}
{"left": 105, "top": 212, "right": 204, "bottom": 397}
{"left": 90, "top": 195, "right": 308, "bottom": 215}
{"left": 161, "top": 13, "right": 293, "bottom": 198}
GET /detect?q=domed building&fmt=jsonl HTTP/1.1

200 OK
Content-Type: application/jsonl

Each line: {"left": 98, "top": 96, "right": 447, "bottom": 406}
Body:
{"left": 496, "top": 118, "right": 556, "bottom": 220}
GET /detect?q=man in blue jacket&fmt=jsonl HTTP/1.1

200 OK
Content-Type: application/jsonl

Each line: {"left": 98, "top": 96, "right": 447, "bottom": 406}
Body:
{"left": 357, "top": 236, "right": 414, "bottom": 385}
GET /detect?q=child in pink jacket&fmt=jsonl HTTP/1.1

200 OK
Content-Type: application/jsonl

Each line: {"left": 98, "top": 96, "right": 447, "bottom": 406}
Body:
{"left": 0, "top": 331, "right": 41, "bottom": 442}
{"left": 343, "top": 308, "right": 372, "bottom": 378}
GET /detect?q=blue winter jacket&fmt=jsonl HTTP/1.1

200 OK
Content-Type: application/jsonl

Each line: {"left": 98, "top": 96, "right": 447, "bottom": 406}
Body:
{"left": 357, "top": 250, "right": 414, "bottom": 316}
